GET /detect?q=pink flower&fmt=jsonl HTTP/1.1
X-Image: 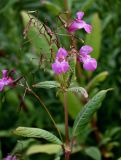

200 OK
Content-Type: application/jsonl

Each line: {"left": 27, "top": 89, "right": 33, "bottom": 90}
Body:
{"left": 56, "top": 47, "right": 68, "bottom": 58}
{"left": 68, "top": 11, "right": 92, "bottom": 33}
{"left": 52, "top": 48, "right": 69, "bottom": 74}
{"left": 79, "top": 45, "right": 97, "bottom": 71}
{"left": 52, "top": 59, "right": 69, "bottom": 74}
{"left": 0, "top": 69, "right": 15, "bottom": 91}
{"left": 4, "top": 155, "right": 16, "bottom": 160}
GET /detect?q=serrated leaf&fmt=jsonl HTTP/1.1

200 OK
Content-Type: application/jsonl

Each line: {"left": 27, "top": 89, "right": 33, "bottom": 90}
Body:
{"left": 86, "top": 71, "right": 109, "bottom": 92}
{"left": 33, "top": 81, "right": 60, "bottom": 89}
{"left": 68, "top": 86, "right": 88, "bottom": 98}
{"left": 26, "top": 144, "right": 61, "bottom": 155}
{"left": 72, "top": 90, "right": 110, "bottom": 136}
{"left": 85, "top": 13, "right": 101, "bottom": 60}
{"left": 13, "top": 127, "right": 62, "bottom": 145}
{"left": 85, "top": 147, "right": 101, "bottom": 160}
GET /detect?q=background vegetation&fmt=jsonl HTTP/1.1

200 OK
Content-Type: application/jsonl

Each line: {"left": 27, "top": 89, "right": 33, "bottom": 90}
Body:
{"left": 0, "top": 0, "right": 121, "bottom": 159}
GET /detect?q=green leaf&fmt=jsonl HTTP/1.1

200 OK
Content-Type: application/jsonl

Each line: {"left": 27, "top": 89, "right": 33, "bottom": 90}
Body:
{"left": 86, "top": 71, "right": 109, "bottom": 92}
{"left": 33, "top": 81, "right": 60, "bottom": 89}
{"left": 0, "top": 130, "right": 12, "bottom": 137}
{"left": 26, "top": 144, "right": 61, "bottom": 155}
{"left": 12, "top": 139, "right": 34, "bottom": 154}
{"left": 13, "top": 127, "right": 62, "bottom": 145}
{"left": 21, "top": 11, "right": 57, "bottom": 58}
{"left": 0, "top": 0, "right": 17, "bottom": 13}
{"left": 81, "top": 0, "right": 96, "bottom": 12}
{"left": 85, "top": 13, "right": 101, "bottom": 60}
{"left": 72, "top": 89, "right": 110, "bottom": 136}
{"left": 41, "top": 1, "right": 61, "bottom": 15}
{"left": 5, "top": 90, "right": 19, "bottom": 106}
{"left": 85, "top": 147, "right": 101, "bottom": 160}
{"left": 68, "top": 86, "right": 88, "bottom": 98}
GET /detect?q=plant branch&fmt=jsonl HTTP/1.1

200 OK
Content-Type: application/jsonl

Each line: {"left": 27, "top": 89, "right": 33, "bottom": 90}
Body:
{"left": 26, "top": 86, "right": 63, "bottom": 143}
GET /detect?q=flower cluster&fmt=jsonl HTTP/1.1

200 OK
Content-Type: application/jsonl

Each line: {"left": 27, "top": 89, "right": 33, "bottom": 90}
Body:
{"left": 52, "top": 11, "right": 97, "bottom": 75}
{"left": 52, "top": 48, "right": 70, "bottom": 74}
{"left": 0, "top": 70, "right": 15, "bottom": 92}
{"left": 4, "top": 155, "right": 16, "bottom": 160}
{"left": 68, "top": 11, "right": 92, "bottom": 33}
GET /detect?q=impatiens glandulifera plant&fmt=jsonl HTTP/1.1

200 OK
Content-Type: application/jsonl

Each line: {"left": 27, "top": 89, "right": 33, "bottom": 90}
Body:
{"left": 10, "top": 11, "right": 111, "bottom": 160}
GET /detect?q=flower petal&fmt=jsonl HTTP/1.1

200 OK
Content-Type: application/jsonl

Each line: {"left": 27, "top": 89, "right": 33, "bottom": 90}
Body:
{"left": 56, "top": 48, "right": 68, "bottom": 58}
{"left": 84, "top": 23, "right": 92, "bottom": 33}
{"left": 68, "top": 20, "right": 86, "bottom": 32}
{"left": 80, "top": 45, "right": 93, "bottom": 56}
{"left": 2, "top": 69, "right": 8, "bottom": 78}
{"left": 83, "top": 57, "right": 97, "bottom": 71}
{"left": 76, "top": 11, "right": 84, "bottom": 20}
{"left": 61, "top": 61, "right": 70, "bottom": 73}
{"left": 52, "top": 60, "right": 69, "bottom": 74}
{"left": 0, "top": 80, "right": 4, "bottom": 91}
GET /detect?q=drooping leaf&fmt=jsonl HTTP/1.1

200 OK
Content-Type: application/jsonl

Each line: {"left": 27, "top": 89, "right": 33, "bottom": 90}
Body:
{"left": 85, "top": 13, "right": 101, "bottom": 60}
{"left": 86, "top": 71, "right": 109, "bottom": 92}
{"left": 13, "top": 127, "right": 62, "bottom": 145}
{"left": 72, "top": 89, "right": 111, "bottom": 136}
{"left": 32, "top": 81, "right": 60, "bottom": 89}
{"left": 85, "top": 147, "right": 101, "bottom": 160}
{"left": 68, "top": 86, "right": 88, "bottom": 98}
{"left": 26, "top": 144, "right": 61, "bottom": 155}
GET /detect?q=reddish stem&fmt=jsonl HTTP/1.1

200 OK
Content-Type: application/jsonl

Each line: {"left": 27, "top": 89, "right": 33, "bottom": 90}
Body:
{"left": 64, "top": 92, "right": 71, "bottom": 160}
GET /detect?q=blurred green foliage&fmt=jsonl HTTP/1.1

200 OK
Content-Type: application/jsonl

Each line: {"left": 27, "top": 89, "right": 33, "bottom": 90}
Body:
{"left": 0, "top": 0, "right": 121, "bottom": 159}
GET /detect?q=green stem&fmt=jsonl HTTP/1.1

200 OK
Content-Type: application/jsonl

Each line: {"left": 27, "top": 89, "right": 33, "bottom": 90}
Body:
{"left": 28, "top": 88, "right": 63, "bottom": 143}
